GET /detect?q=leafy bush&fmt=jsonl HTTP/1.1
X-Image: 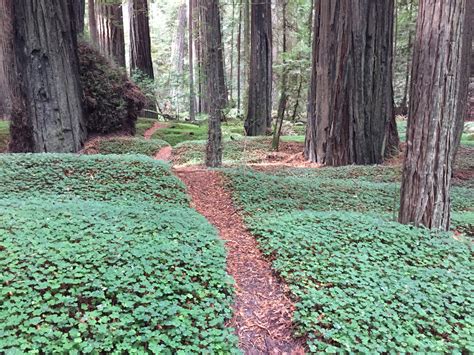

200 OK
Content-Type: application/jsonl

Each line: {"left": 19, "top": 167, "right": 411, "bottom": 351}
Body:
{"left": 251, "top": 212, "right": 473, "bottom": 353}
{"left": 0, "top": 154, "right": 238, "bottom": 353}
{"left": 79, "top": 43, "right": 146, "bottom": 135}
{"left": 92, "top": 137, "right": 169, "bottom": 157}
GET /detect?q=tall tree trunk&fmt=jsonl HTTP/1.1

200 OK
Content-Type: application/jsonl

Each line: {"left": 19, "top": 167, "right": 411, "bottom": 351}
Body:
{"left": 88, "top": 0, "right": 99, "bottom": 43}
{"left": 305, "top": 0, "right": 396, "bottom": 166}
{"left": 129, "top": 0, "right": 154, "bottom": 79}
{"left": 237, "top": 0, "right": 242, "bottom": 112}
{"left": 0, "top": 0, "right": 15, "bottom": 120}
{"left": 95, "top": 1, "right": 126, "bottom": 67}
{"left": 272, "top": 0, "right": 289, "bottom": 151}
{"left": 399, "top": 0, "right": 473, "bottom": 230}
{"left": 73, "top": 0, "right": 85, "bottom": 35}
{"left": 200, "top": 0, "right": 226, "bottom": 167}
{"left": 10, "top": 0, "right": 86, "bottom": 153}
{"left": 242, "top": 0, "right": 250, "bottom": 112}
{"left": 188, "top": 0, "right": 196, "bottom": 121}
{"left": 399, "top": 0, "right": 414, "bottom": 114}
{"left": 245, "top": 0, "right": 272, "bottom": 136}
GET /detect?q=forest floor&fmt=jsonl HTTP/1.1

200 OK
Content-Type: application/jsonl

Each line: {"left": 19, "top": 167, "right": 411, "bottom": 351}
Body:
{"left": 0, "top": 118, "right": 473, "bottom": 353}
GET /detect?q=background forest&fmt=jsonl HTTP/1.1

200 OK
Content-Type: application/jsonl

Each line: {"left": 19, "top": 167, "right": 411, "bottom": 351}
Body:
{"left": 0, "top": 0, "right": 473, "bottom": 353}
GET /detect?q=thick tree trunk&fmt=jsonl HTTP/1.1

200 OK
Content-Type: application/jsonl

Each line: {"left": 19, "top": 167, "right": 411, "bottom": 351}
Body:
{"left": 200, "top": 0, "right": 226, "bottom": 167}
{"left": 10, "top": 0, "right": 86, "bottom": 153}
{"left": 73, "top": 0, "right": 85, "bottom": 34}
{"left": 0, "top": 0, "right": 15, "bottom": 120}
{"left": 305, "top": 0, "right": 396, "bottom": 166}
{"left": 399, "top": 0, "right": 472, "bottom": 230}
{"left": 237, "top": 0, "right": 242, "bottom": 112}
{"left": 172, "top": 2, "right": 187, "bottom": 76}
{"left": 129, "top": 0, "right": 154, "bottom": 79}
{"left": 245, "top": 0, "right": 272, "bottom": 136}
{"left": 95, "top": 1, "right": 126, "bottom": 67}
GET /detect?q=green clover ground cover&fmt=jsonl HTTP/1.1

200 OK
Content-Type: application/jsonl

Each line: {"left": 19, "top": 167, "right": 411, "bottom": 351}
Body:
{"left": 0, "top": 154, "right": 238, "bottom": 353}
{"left": 225, "top": 168, "right": 474, "bottom": 352}
{"left": 94, "top": 137, "right": 169, "bottom": 156}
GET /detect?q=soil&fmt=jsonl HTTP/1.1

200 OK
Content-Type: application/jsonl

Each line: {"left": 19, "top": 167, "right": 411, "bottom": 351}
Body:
{"left": 175, "top": 168, "right": 305, "bottom": 354}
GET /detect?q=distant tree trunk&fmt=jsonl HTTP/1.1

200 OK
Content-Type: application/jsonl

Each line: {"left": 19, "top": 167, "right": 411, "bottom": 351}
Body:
{"left": 0, "top": 0, "right": 15, "bottom": 120}
{"left": 245, "top": 0, "right": 272, "bottom": 136}
{"left": 95, "top": 1, "right": 126, "bottom": 67}
{"left": 129, "top": 0, "right": 154, "bottom": 79}
{"left": 399, "top": 0, "right": 414, "bottom": 114}
{"left": 237, "top": 0, "right": 242, "bottom": 112}
{"left": 242, "top": 0, "right": 250, "bottom": 112}
{"left": 73, "top": 0, "right": 85, "bottom": 34}
{"left": 305, "top": 1, "right": 396, "bottom": 165}
{"left": 88, "top": 0, "right": 99, "bottom": 43}
{"left": 10, "top": 0, "right": 86, "bottom": 153}
{"left": 399, "top": 0, "right": 472, "bottom": 230}
{"left": 272, "top": 0, "right": 289, "bottom": 151}
{"left": 188, "top": 0, "right": 196, "bottom": 121}
{"left": 200, "top": 0, "right": 226, "bottom": 167}
{"left": 169, "top": 1, "right": 187, "bottom": 114}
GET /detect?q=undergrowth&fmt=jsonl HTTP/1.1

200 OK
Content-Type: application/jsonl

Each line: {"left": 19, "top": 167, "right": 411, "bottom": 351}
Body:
{"left": 225, "top": 167, "right": 474, "bottom": 352}
{"left": 0, "top": 120, "right": 9, "bottom": 152}
{"left": 93, "top": 137, "right": 169, "bottom": 157}
{"left": 0, "top": 154, "right": 238, "bottom": 353}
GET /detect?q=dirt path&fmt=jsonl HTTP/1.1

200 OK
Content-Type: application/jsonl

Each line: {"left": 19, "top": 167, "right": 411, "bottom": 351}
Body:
{"left": 174, "top": 167, "right": 305, "bottom": 354}
{"left": 144, "top": 121, "right": 167, "bottom": 140}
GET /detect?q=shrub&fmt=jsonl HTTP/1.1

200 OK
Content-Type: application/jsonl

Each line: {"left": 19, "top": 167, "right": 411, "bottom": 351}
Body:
{"left": 78, "top": 43, "right": 146, "bottom": 135}
{"left": 0, "top": 154, "right": 238, "bottom": 352}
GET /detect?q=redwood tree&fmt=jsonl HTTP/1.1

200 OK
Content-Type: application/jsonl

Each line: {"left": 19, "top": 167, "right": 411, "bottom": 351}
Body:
{"left": 0, "top": 0, "right": 14, "bottom": 120}
{"left": 399, "top": 0, "right": 473, "bottom": 230}
{"left": 95, "top": 0, "right": 126, "bottom": 67}
{"left": 200, "top": 0, "right": 226, "bottom": 167}
{"left": 244, "top": 0, "right": 272, "bottom": 136}
{"left": 10, "top": 0, "right": 86, "bottom": 153}
{"left": 305, "top": 0, "right": 397, "bottom": 165}
{"left": 129, "top": 0, "right": 154, "bottom": 79}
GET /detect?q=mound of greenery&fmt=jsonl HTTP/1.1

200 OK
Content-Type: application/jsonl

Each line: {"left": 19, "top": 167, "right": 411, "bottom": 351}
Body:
{"left": 174, "top": 136, "right": 304, "bottom": 166}
{"left": 79, "top": 43, "right": 146, "bottom": 135}
{"left": 252, "top": 212, "right": 473, "bottom": 353}
{"left": 93, "top": 137, "right": 169, "bottom": 157}
{"left": 0, "top": 154, "right": 238, "bottom": 353}
{"left": 151, "top": 120, "right": 244, "bottom": 146}
{"left": 225, "top": 167, "right": 474, "bottom": 352}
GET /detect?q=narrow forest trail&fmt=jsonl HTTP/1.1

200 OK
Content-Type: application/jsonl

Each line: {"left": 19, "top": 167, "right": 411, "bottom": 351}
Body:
{"left": 174, "top": 168, "right": 305, "bottom": 355}
{"left": 144, "top": 121, "right": 173, "bottom": 161}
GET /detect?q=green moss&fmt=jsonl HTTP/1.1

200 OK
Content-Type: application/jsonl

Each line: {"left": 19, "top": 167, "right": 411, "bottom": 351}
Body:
{"left": 0, "top": 154, "right": 238, "bottom": 353}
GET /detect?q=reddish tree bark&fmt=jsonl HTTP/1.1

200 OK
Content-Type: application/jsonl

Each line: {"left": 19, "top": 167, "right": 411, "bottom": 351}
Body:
{"left": 399, "top": 0, "right": 473, "bottom": 230}
{"left": 244, "top": 0, "right": 273, "bottom": 136}
{"left": 0, "top": 0, "right": 15, "bottom": 120}
{"left": 10, "top": 0, "right": 86, "bottom": 153}
{"left": 305, "top": 0, "right": 397, "bottom": 165}
{"left": 129, "top": 0, "right": 154, "bottom": 79}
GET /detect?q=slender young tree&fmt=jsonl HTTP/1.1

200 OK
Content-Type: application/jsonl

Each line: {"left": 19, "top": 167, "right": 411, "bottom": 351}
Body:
{"left": 305, "top": 0, "right": 397, "bottom": 165}
{"left": 129, "top": 0, "right": 154, "bottom": 79}
{"left": 95, "top": 0, "right": 126, "bottom": 66}
{"left": 0, "top": 0, "right": 15, "bottom": 120}
{"left": 245, "top": 0, "right": 272, "bottom": 136}
{"left": 200, "top": 0, "right": 226, "bottom": 167}
{"left": 10, "top": 0, "right": 86, "bottom": 153}
{"left": 399, "top": 0, "right": 472, "bottom": 230}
